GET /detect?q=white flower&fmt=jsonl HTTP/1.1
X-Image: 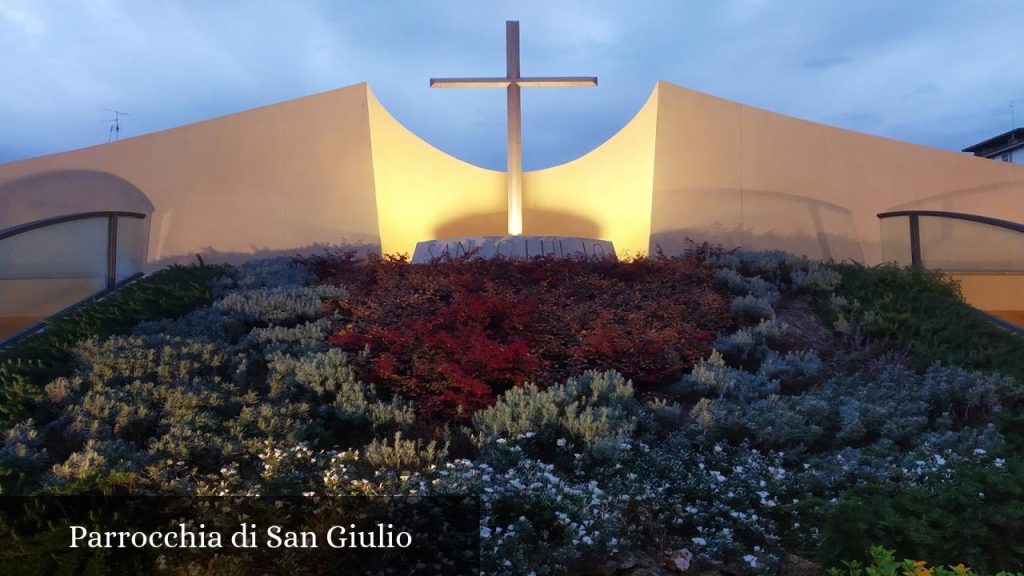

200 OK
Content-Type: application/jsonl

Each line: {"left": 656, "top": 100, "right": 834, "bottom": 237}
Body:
{"left": 743, "top": 554, "right": 758, "bottom": 567}
{"left": 480, "top": 526, "right": 492, "bottom": 539}
{"left": 934, "top": 454, "right": 947, "bottom": 466}
{"left": 556, "top": 438, "right": 567, "bottom": 447}
{"left": 974, "top": 448, "right": 987, "bottom": 455}
{"left": 995, "top": 458, "right": 1005, "bottom": 468}
{"left": 691, "top": 537, "right": 707, "bottom": 546}
{"left": 713, "top": 445, "right": 723, "bottom": 453}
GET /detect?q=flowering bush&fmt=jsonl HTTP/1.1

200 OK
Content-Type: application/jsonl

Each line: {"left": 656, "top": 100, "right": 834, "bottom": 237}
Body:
{"left": 190, "top": 370, "right": 803, "bottom": 574}
{"left": 312, "top": 252, "right": 731, "bottom": 417}
{"left": 3, "top": 250, "right": 1024, "bottom": 574}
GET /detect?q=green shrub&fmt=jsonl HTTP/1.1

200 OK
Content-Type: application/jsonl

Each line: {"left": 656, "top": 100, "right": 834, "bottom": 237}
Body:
{"left": 830, "top": 263, "right": 1024, "bottom": 382}
{"left": 817, "top": 455, "right": 1024, "bottom": 572}
{"left": 0, "top": 263, "right": 229, "bottom": 429}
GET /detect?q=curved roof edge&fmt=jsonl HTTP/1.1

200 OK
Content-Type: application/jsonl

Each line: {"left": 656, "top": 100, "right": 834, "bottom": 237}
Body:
{"left": 365, "top": 85, "right": 502, "bottom": 175}
{"left": 366, "top": 82, "right": 662, "bottom": 173}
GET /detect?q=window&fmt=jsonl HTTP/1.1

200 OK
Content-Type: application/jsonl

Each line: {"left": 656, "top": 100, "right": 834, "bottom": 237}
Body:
{"left": 1000, "top": 152, "right": 1012, "bottom": 162}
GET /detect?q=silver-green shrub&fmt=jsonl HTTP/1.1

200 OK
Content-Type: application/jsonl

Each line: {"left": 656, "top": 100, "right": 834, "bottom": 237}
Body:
{"left": 242, "top": 319, "right": 331, "bottom": 355}
{"left": 714, "top": 318, "right": 789, "bottom": 370}
{"left": 218, "top": 256, "right": 316, "bottom": 292}
{"left": 472, "top": 370, "right": 640, "bottom": 463}
{"left": 214, "top": 285, "right": 346, "bottom": 325}
{"left": 730, "top": 294, "right": 776, "bottom": 321}
{"left": 707, "top": 250, "right": 839, "bottom": 294}
{"left": 266, "top": 349, "right": 413, "bottom": 432}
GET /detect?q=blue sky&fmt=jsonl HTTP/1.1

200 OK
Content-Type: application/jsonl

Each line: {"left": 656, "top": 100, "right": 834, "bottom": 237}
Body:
{"left": 0, "top": 1, "right": 1021, "bottom": 170}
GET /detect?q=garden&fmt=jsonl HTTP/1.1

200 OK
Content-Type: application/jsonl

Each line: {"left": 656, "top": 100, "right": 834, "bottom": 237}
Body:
{"left": 2, "top": 246, "right": 1023, "bottom": 575}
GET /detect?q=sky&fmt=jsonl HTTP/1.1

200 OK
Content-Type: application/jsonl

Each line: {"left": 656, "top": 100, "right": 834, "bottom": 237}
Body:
{"left": 0, "top": 0, "right": 1021, "bottom": 170}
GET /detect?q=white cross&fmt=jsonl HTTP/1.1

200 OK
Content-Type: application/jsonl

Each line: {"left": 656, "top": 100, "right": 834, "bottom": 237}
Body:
{"left": 431, "top": 21, "right": 598, "bottom": 236}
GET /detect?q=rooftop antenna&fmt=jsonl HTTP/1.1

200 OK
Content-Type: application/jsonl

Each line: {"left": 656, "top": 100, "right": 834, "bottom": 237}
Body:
{"left": 100, "top": 108, "right": 130, "bottom": 142}
{"left": 1011, "top": 100, "right": 1016, "bottom": 130}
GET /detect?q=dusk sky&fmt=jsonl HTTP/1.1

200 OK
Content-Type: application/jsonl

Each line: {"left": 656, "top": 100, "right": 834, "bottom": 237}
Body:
{"left": 1, "top": 1, "right": 1021, "bottom": 170}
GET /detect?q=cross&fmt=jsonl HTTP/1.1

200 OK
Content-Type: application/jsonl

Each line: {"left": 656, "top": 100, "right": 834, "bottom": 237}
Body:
{"left": 430, "top": 20, "right": 598, "bottom": 236}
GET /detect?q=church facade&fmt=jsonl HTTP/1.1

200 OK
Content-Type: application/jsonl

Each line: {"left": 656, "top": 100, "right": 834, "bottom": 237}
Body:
{"left": 2, "top": 81, "right": 1023, "bottom": 330}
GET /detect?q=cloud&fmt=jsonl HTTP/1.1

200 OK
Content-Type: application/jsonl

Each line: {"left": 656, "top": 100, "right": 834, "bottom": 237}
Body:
{"left": 803, "top": 56, "right": 850, "bottom": 70}
{"left": 0, "top": 1, "right": 1022, "bottom": 167}
{"left": 0, "top": 0, "right": 47, "bottom": 36}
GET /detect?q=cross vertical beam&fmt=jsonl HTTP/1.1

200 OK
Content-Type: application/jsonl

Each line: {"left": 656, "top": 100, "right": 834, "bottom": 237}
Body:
{"left": 506, "top": 21, "right": 523, "bottom": 235}
{"left": 430, "top": 20, "right": 597, "bottom": 236}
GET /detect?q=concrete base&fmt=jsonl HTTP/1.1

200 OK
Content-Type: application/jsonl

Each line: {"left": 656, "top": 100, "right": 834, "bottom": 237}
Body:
{"left": 412, "top": 236, "right": 616, "bottom": 264}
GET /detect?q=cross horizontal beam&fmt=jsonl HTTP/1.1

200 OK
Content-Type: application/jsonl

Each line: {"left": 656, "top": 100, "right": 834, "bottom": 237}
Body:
{"left": 429, "top": 20, "right": 597, "bottom": 237}
{"left": 430, "top": 77, "right": 598, "bottom": 89}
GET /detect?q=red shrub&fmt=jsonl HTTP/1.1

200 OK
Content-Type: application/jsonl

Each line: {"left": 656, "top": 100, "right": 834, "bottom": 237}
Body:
{"left": 308, "top": 252, "right": 733, "bottom": 419}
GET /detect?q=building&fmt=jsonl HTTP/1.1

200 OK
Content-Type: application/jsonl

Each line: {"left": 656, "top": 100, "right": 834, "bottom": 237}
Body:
{"left": 963, "top": 128, "right": 1024, "bottom": 164}
{"left": 2, "top": 81, "right": 1024, "bottom": 336}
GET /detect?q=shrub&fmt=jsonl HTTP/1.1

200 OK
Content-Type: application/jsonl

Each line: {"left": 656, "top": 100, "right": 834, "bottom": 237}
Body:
{"left": 266, "top": 348, "right": 415, "bottom": 439}
{"left": 472, "top": 370, "right": 641, "bottom": 466}
{"left": 316, "top": 252, "right": 731, "bottom": 418}
{"left": 241, "top": 319, "right": 331, "bottom": 355}
{"left": 675, "top": 357, "right": 1017, "bottom": 482}
{"left": 214, "top": 285, "right": 346, "bottom": 326}
{"left": 0, "top": 263, "right": 230, "bottom": 429}
{"left": 713, "top": 318, "right": 790, "bottom": 370}
{"left": 817, "top": 458, "right": 1024, "bottom": 572}
{"left": 830, "top": 263, "right": 1024, "bottom": 382}
{"left": 827, "top": 546, "right": 1024, "bottom": 576}
{"left": 707, "top": 250, "right": 839, "bottom": 294}
{"left": 221, "top": 256, "right": 316, "bottom": 291}
{"left": 363, "top": 432, "right": 446, "bottom": 473}
{"left": 731, "top": 294, "right": 777, "bottom": 321}
{"left": 0, "top": 261, "right": 379, "bottom": 495}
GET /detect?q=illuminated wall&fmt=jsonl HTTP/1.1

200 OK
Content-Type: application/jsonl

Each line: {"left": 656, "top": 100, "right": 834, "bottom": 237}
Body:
{"left": 650, "top": 81, "right": 1024, "bottom": 264}
{"left": 366, "top": 87, "right": 506, "bottom": 257}
{"left": 0, "top": 83, "right": 381, "bottom": 269}
{"left": 523, "top": 89, "right": 658, "bottom": 257}
{"left": 2, "top": 79, "right": 1024, "bottom": 304}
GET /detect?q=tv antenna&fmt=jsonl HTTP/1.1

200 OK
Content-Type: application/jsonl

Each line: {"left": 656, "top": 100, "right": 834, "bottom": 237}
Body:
{"left": 100, "top": 108, "right": 130, "bottom": 142}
